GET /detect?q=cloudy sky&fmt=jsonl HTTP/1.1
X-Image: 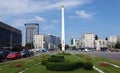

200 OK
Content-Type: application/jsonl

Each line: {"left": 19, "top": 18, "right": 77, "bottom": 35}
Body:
{"left": 0, "top": 0, "right": 120, "bottom": 45}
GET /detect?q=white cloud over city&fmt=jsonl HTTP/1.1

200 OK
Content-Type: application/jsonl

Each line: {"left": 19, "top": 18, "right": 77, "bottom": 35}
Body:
{"left": 11, "top": 16, "right": 46, "bottom": 28}
{"left": 0, "top": 0, "right": 92, "bottom": 30}
{"left": 0, "top": 0, "right": 91, "bottom": 16}
{"left": 76, "top": 10, "right": 94, "bottom": 19}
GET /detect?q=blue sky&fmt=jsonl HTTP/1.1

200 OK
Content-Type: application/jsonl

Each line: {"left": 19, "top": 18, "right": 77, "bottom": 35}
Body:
{"left": 0, "top": 0, "right": 120, "bottom": 45}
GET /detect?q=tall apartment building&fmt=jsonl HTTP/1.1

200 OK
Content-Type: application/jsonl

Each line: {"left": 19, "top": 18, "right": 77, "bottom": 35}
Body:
{"left": 25, "top": 23, "right": 39, "bottom": 45}
{"left": 81, "top": 33, "right": 95, "bottom": 48}
{"left": 0, "top": 22, "right": 22, "bottom": 50}
{"left": 33, "top": 34, "right": 48, "bottom": 49}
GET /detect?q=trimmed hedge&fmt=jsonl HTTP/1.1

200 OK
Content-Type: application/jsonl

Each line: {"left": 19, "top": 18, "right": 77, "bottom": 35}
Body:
{"left": 41, "top": 59, "right": 48, "bottom": 65}
{"left": 46, "top": 62, "right": 78, "bottom": 71}
{"left": 48, "top": 55, "right": 64, "bottom": 63}
{"left": 57, "top": 52, "right": 71, "bottom": 55}
{"left": 77, "top": 61, "right": 84, "bottom": 68}
{"left": 84, "top": 61, "right": 93, "bottom": 70}
{"left": 51, "top": 55, "right": 64, "bottom": 59}
{"left": 41, "top": 54, "right": 93, "bottom": 71}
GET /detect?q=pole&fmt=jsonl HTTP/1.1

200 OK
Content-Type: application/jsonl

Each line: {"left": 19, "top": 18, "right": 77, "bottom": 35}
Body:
{"left": 61, "top": 5, "right": 65, "bottom": 51}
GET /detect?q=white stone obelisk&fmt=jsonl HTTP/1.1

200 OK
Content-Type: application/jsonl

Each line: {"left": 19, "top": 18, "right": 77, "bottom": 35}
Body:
{"left": 61, "top": 5, "right": 65, "bottom": 51}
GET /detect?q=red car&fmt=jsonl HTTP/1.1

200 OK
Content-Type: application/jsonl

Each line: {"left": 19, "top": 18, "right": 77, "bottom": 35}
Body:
{"left": 7, "top": 52, "right": 21, "bottom": 60}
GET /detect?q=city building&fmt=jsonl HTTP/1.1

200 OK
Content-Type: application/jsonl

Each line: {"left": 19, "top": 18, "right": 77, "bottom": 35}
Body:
{"left": 71, "top": 38, "right": 76, "bottom": 46}
{"left": 82, "top": 33, "right": 95, "bottom": 48}
{"left": 33, "top": 34, "right": 48, "bottom": 49}
{"left": 0, "top": 22, "right": 22, "bottom": 50}
{"left": 108, "top": 36, "right": 120, "bottom": 43}
{"left": 47, "top": 34, "right": 61, "bottom": 49}
{"left": 25, "top": 23, "right": 39, "bottom": 45}
{"left": 95, "top": 39, "right": 108, "bottom": 50}
{"left": 33, "top": 34, "right": 61, "bottom": 50}
{"left": 73, "top": 33, "right": 109, "bottom": 51}
{"left": 75, "top": 39, "right": 81, "bottom": 48}
{"left": 108, "top": 35, "right": 120, "bottom": 48}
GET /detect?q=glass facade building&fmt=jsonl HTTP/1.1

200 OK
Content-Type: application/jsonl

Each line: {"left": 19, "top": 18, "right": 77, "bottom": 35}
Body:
{"left": 25, "top": 23, "right": 39, "bottom": 45}
{"left": 0, "top": 22, "right": 22, "bottom": 50}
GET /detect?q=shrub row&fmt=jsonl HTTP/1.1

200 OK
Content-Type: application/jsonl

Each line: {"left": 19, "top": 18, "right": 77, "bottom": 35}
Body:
{"left": 41, "top": 55, "right": 65, "bottom": 65}
{"left": 46, "top": 61, "right": 93, "bottom": 71}
{"left": 48, "top": 55, "right": 65, "bottom": 63}
{"left": 84, "top": 61, "right": 93, "bottom": 70}
{"left": 41, "top": 59, "right": 48, "bottom": 65}
{"left": 41, "top": 54, "right": 93, "bottom": 71}
{"left": 51, "top": 55, "right": 64, "bottom": 59}
{"left": 57, "top": 52, "right": 71, "bottom": 55}
{"left": 46, "top": 62, "right": 78, "bottom": 71}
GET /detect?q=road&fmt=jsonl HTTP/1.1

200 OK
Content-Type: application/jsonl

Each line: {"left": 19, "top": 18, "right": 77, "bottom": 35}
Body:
{"left": 67, "top": 50, "right": 120, "bottom": 61}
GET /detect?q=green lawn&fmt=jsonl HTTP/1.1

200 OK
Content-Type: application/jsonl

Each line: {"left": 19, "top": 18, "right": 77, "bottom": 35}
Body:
{"left": 0, "top": 53, "right": 120, "bottom": 73}
{"left": 75, "top": 53, "right": 120, "bottom": 73}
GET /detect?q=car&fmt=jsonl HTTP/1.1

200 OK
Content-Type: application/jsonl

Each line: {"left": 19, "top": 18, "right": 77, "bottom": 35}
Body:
{"left": 29, "top": 50, "right": 34, "bottom": 56}
{"left": 84, "top": 49, "right": 89, "bottom": 52}
{"left": 40, "top": 49, "right": 48, "bottom": 53}
{"left": 21, "top": 50, "right": 30, "bottom": 58}
{"left": 7, "top": 52, "right": 21, "bottom": 60}
{"left": 0, "top": 49, "right": 9, "bottom": 62}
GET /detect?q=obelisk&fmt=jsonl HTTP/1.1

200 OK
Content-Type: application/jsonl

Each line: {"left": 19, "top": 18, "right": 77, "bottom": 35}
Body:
{"left": 61, "top": 5, "right": 65, "bottom": 51}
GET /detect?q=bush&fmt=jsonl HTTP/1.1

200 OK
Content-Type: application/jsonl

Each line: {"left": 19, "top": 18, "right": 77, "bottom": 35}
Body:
{"left": 48, "top": 55, "right": 64, "bottom": 63}
{"left": 62, "top": 52, "right": 71, "bottom": 55}
{"left": 51, "top": 55, "right": 64, "bottom": 59}
{"left": 84, "top": 61, "right": 93, "bottom": 70}
{"left": 77, "top": 61, "right": 84, "bottom": 68}
{"left": 57, "top": 52, "right": 71, "bottom": 55}
{"left": 41, "top": 59, "right": 48, "bottom": 65}
{"left": 46, "top": 62, "right": 78, "bottom": 71}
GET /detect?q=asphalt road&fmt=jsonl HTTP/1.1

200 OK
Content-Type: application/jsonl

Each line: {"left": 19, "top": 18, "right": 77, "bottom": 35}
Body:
{"left": 67, "top": 50, "right": 120, "bottom": 61}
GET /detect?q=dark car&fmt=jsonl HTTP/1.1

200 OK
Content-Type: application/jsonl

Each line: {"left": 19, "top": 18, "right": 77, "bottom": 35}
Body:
{"left": 7, "top": 52, "right": 21, "bottom": 60}
{"left": 0, "top": 49, "right": 9, "bottom": 62}
{"left": 29, "top": 50, "right": 34, "bottom": 56}
{"left": 21, "top": 50, "right": 31, "bottom": 58}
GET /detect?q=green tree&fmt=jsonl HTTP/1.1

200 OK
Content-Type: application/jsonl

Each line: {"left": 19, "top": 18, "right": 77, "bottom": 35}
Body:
{"left": 58, "top": 44, "right": 62, "bottom": 50}
{"left": 72, "top": 46, "right": 76, "bottom": 50}
{"left": 115, "top": 42, "right": 120, "bottom": 49}
{"left": 58, "top": 44, "right": 70, "bottom": 50}
{"left": 95, "top": 35, "right": 98, "bottom": 40}
{"left": 25, "top": 42, "right": 34, "bottom": 49}
{"left": 105, "top": 37, "right": 108, "bottom": 41}
{"left": 65, "top": 44, "right": 69, "bottom": 50}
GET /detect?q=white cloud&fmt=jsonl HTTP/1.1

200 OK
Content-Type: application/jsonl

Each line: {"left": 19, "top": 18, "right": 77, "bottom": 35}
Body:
{"left": 11, "top": 16, "right": 46, "bottom": 28}
{"left": 52, "top": 20, "right": 58, "bottom": 23}
{"left": 43, "top": 24, "right": 54, "bottom": 30}
{"left": 34, "top": 16, "right": 46, "bottom": 22}
{"left": 75, "top": 10, "right": 94, "bottom": 19}
{"left": 0, "top": 0, "right": 92, "bottom": 16}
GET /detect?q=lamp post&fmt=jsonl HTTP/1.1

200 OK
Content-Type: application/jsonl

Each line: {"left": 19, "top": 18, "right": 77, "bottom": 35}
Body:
{"left": 61, "top": 5, "right": 65, "bottom": 51}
